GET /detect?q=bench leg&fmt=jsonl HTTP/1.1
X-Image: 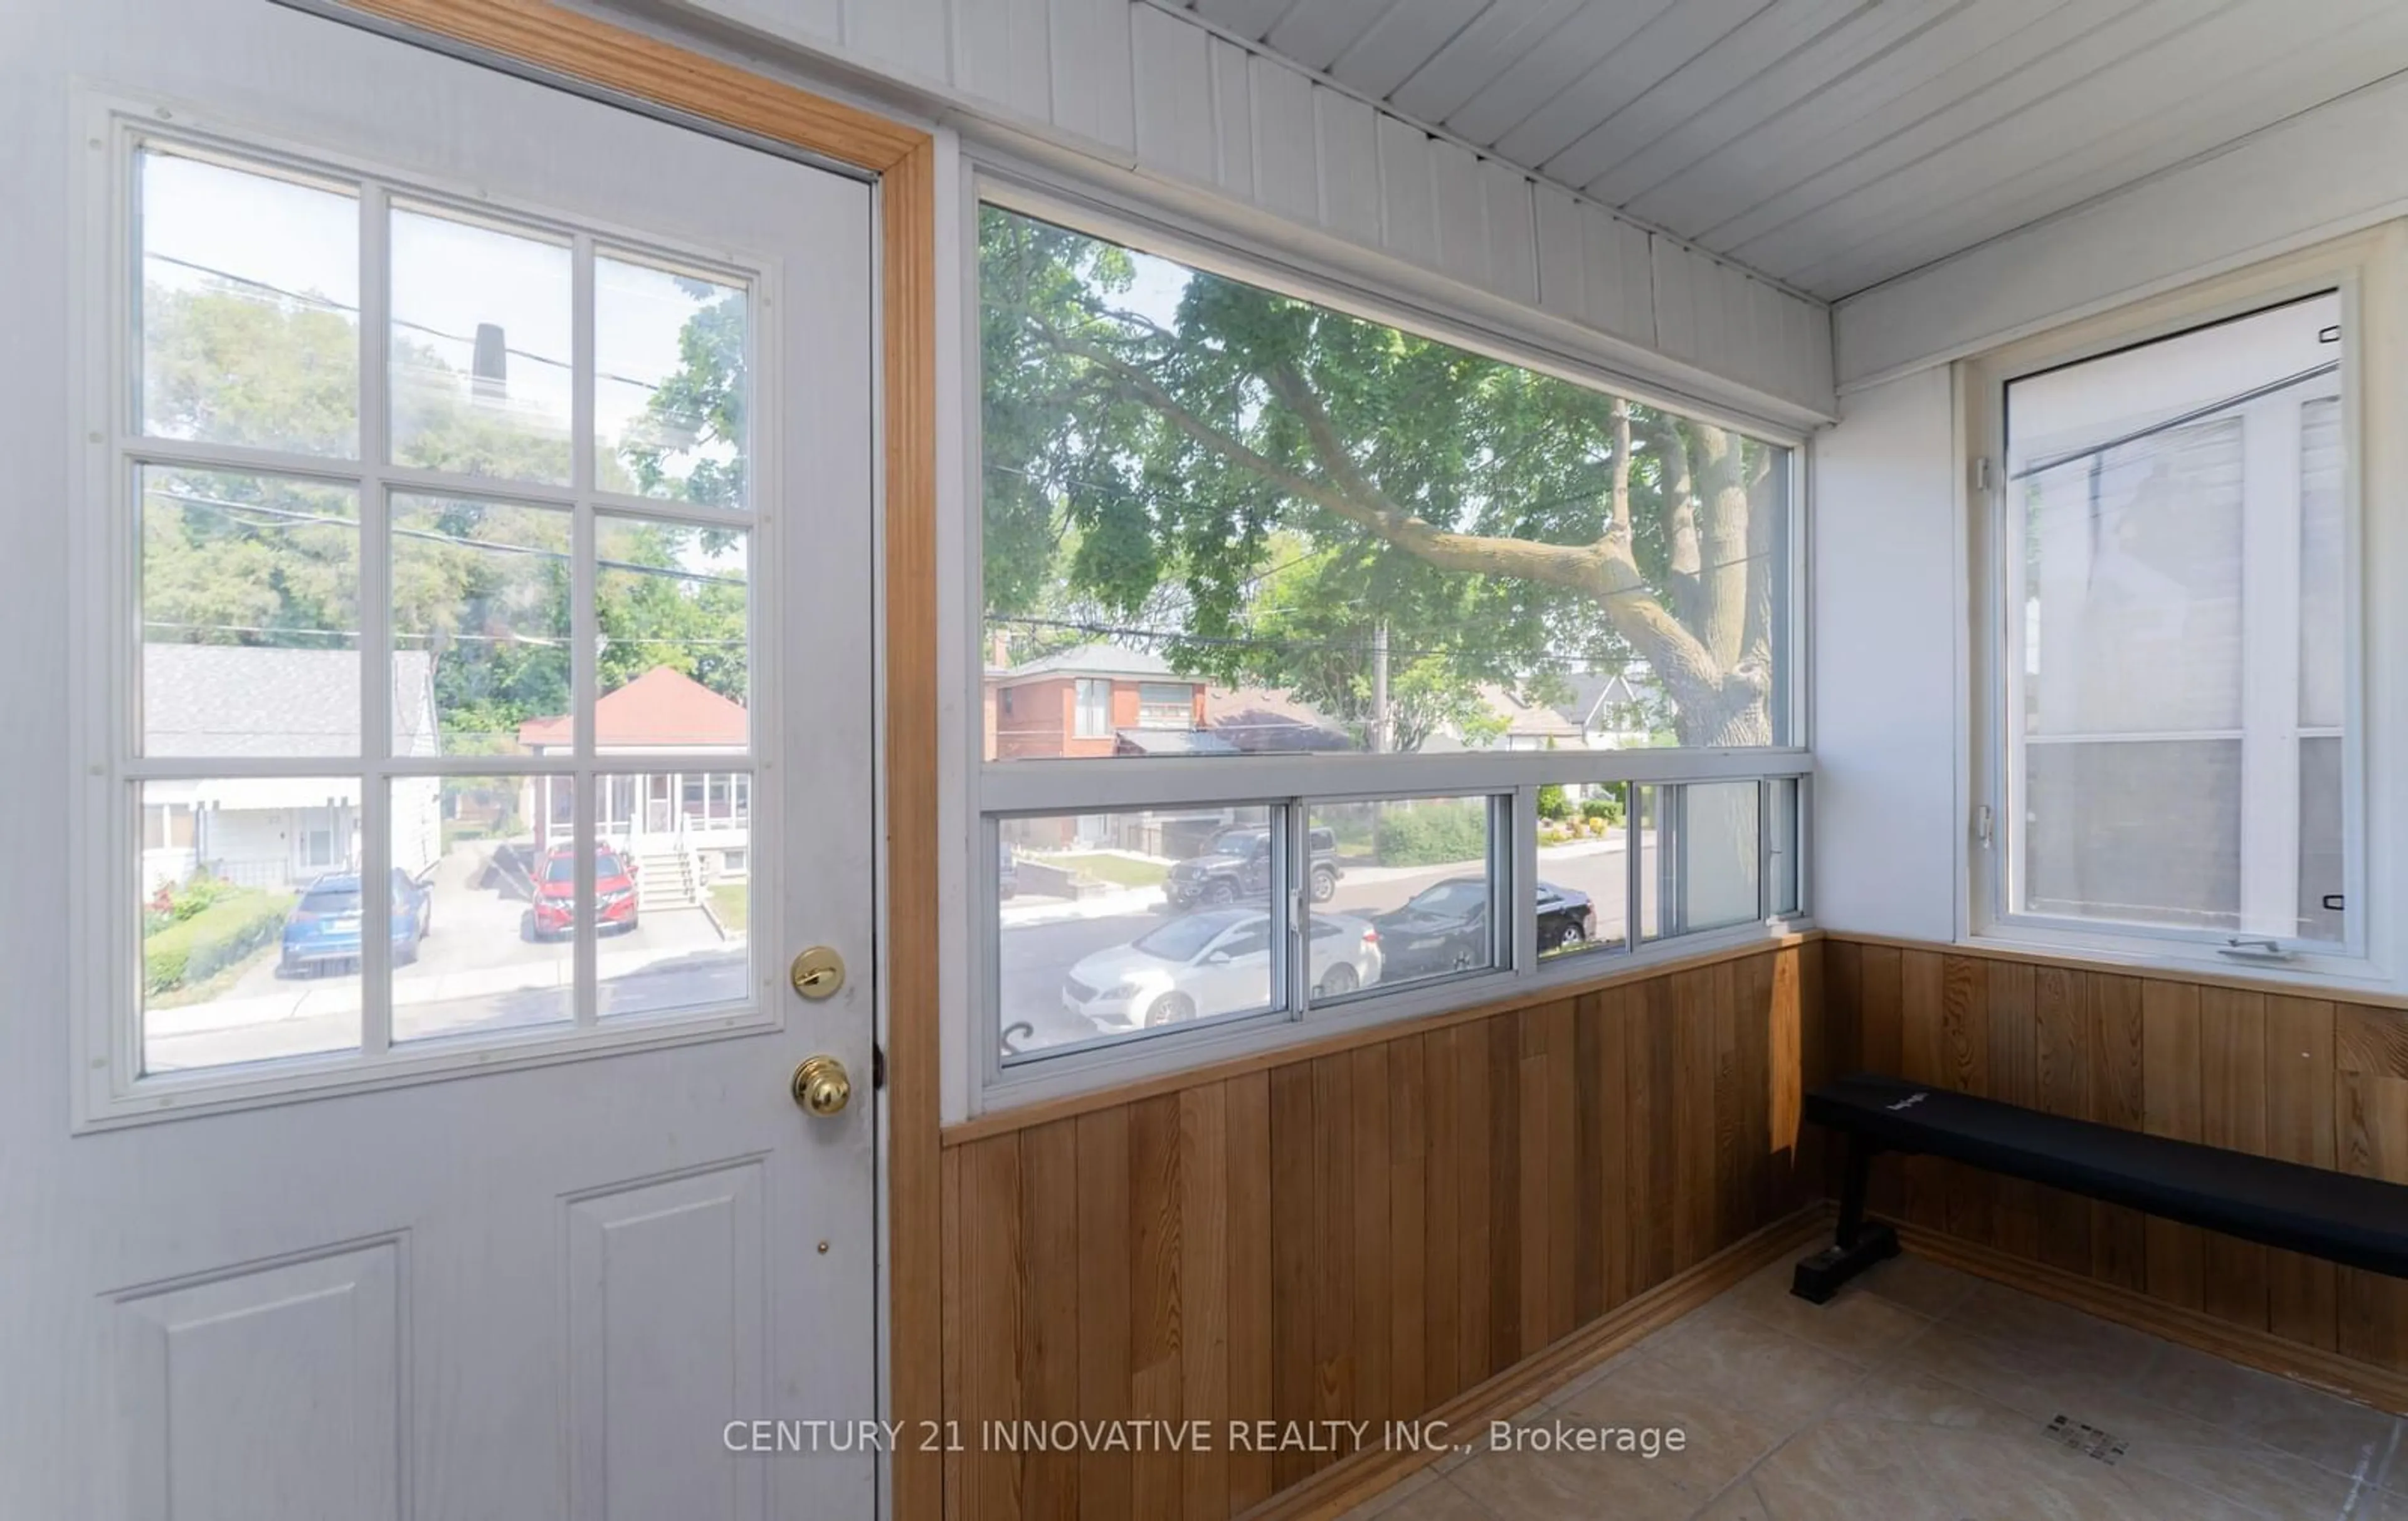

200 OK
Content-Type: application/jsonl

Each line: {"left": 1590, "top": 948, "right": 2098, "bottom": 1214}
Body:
{"left": 1791, "top": 1132, "right": 1901, "bottom": 1304}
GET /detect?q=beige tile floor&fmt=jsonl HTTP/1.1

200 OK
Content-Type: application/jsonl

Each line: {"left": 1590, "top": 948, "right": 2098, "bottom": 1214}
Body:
{"left": 1339, "top": 1248, "right": 2405, "bottom": 1521}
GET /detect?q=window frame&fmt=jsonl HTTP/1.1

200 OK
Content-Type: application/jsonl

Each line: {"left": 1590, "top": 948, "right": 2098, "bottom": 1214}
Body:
{"left": 70, "top": 96, "right": 792, "bottom": 1129}
{"left": 963, "top": 164, "right": 1817, "bottom": 1112}
{"left": 1962, "top": 233, "right": 2394, "bottom": 986}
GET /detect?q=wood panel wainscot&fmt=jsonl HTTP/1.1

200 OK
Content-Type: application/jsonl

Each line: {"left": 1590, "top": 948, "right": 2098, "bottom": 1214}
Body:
{"left": 1824, "top": 936, "right": 2408, "bottom": 1393}
{"left": 937, "top": 942, "right": 1827, "bottom": 1521}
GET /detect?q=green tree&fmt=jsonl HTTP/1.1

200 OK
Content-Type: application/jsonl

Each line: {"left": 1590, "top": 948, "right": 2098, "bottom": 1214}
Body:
{"left": 979, "top": 209, "right": 1785, "bottom": 747}
{"left": 140, "top": 279, "right": 750, "bottom": 740}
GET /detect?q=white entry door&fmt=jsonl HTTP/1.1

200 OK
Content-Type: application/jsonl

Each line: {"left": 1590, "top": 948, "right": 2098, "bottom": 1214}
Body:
{"left": 0, "top": 3, "right": 880, "bottom": 1517}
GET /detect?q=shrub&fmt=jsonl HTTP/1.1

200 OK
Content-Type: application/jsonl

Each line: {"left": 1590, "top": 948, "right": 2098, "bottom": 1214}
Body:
{"left": 1374, "top": 803, "right": 1489, "bottom": 867}
{"left": 1536, "top": 783, "right": 1570, "bottom": 823}
{"left": 144, "top": 888, "right": 292, "bottom": 995}
{"left": 1581, "top": 795, "right": 1626, "bottom": 827}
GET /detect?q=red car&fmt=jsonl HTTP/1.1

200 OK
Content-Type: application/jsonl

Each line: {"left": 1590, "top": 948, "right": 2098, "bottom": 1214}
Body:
{"left": 524, "top": 846, "right": 641, "bottom": 940}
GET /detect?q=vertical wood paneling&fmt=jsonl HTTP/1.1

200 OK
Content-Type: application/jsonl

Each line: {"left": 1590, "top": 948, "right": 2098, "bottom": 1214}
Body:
{"left": 2198, "top": 989, "right": 2270, "bottom": 1330}
{"left": 1938, "top": 955, "right": 1992, "bottom": 1246}
{"left": 1223, "top": 1072, "right": 1274, "bottom": 1512}
{"left": 1265, "top": 1064, "right": 1315, "bottom": 1495}
{"left": 1481, "top": 160, "right": 1539, "bottom": 305}
{"left": 946, "top": 950, "right": 1828, "bottom": 1521}
{"left": 1376, "top": 117, "right": 1437, "bottom": 265}
{"left": 1127, "top": 1095, "right": 1183, "bottom": 1520}
{"left": 1313, "top": 87, "right": 1382, "bottom": 246}
{"left": 1650, "top": 236, "right": 1701, "bottom": 363}
{"left": 1311, "top": 1053, "right": 1356, "bottom": 1455}
{"left": 1131, "top": 3, "right": 1215, "bottom": 185}
{"left": 1985, "top": 960, "right": 2041, "bottom": 1259}
{"left": 2086, "top": 972, "right": 2150, "bottom": 1292}
{"left": 1074, "top": 1108, "right": 1131, "bottom": 1518}
{"left": 1249, "top": 53, "right": 1319, "bottom": 223}
{"left": 1047, "top": 0, "right": 1134, "bottom": 153}
{"left": 2337, "top": 1009, "right": 2408, "bottom": 1369}
{"left": 1388, "top": 1038, "right": 1428, "bottom": 1424}
{"left": 951, "top": 0, "right": 1051, "bottom": 120}
{"left": 1177, "top": 1087, "right": 1228, "bottom": 1521}
{"left": 1022, "top": 1119, "right": 1082, "bottom": 1520}
{"left": 959, "top": 1137, "right": 1023, "bottom": 1521}
{"left": 1349, "top": 1044, "right": 1393, "bottom": 1431}
{"left": 1533, "top": 182, "right": 1585, "bottom": 321}
{"left": 1898, "top": 950, "right": 1948, "bottom": 1229}
{"left": 2032, "top": 965, "right": 2093, "bottom": 1275}
{"left": 1207, "top": 37, "right": 1256, "bottom": 202}
{"left": 2141, "top": 980, "right": 2205, "bottom": 1310}
{"left": 2264, "top": 999, "right": 2338, "bottom": 1350}
{"left": 844, "top": 0, "right": 948, "bottom": 81}
{"left": 1428, "top": 139, "right": 1486, "bottom": 286}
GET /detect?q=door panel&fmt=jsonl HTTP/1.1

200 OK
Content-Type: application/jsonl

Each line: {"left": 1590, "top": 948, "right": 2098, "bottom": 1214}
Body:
{"left": 0, "top": 3, "right": 879, "bottom": 1517}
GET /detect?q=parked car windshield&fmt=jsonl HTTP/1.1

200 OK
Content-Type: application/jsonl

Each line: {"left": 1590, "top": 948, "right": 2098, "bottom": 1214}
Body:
{"left": 299, "top": 887, "right": 360, "bottom": 913}
{"left": 1203, "top": 829, "right": 1265, "bottom": 856}
{"left": 1133, "top": 909, "right": 1254, "bottom": 960}
{"left": 1403, "top": 880, "right": 1486, "bottom": 917}
{"left": 542, "top": 856, "right": 578, "bottom": 884}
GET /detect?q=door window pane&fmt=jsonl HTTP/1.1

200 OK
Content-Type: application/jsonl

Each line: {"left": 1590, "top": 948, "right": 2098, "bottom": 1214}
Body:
{"left": 1536, "top": 781, "right": 1625, "bottom": 959}
{"left": 137, "top": 145, "right": 360, "bottom": 457}
{"left": 978, "top": 205, "right": 1793, "bottom": 761}
{"left": 999, "top": 807, "right": 1278, "bottom": 1061}
{"left": 389, "top": 204, "right": 573, "bottom": 482}
{"left": 590, "top": 774, "right": 751, "bottom": 1021}
{"left": 595, "top": 518, "right": 749, "bottom": 744}
{"left": 389, "top": 776, "right": 573, "bottom": 1043}
{"left": 141, "top": 777, "right": 361, "bottom": 1073}
{"left": 141, "top": 468, "right": 360, "bottom": 757}
{"left": 389, "top": 495, "right": 571, "bottom": 754}
{"left": 1307, "top": 796, "right": 1493, "bottom": 994}
{"left": 2004, "top": 293, "right": 2345, "bottom": 940}
{"left": 595, "top": 253, "right": 748, "bottom": 507}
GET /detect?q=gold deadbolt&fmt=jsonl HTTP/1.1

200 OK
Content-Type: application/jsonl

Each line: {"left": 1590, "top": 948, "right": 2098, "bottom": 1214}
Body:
{"left": 789, "top": 945, "right": 845, "bottom": 1000}
{"left": 791, "top": 1055, "right": 853, "bottom": 1117}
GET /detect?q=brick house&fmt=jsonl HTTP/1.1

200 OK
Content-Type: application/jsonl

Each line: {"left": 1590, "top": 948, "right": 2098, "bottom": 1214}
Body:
{"left": 984, "top": 641, "right": 1231, "bottom": 760}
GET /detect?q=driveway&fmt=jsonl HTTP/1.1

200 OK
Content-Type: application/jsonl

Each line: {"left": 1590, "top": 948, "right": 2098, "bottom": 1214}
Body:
{"left": 146, "top": 842, "right": 747, "bottom": 1071}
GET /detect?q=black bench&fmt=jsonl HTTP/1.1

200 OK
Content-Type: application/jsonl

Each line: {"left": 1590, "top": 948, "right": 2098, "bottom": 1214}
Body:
{"left": 1791, "top": 1071, "right": 2408, "bottom": 1303}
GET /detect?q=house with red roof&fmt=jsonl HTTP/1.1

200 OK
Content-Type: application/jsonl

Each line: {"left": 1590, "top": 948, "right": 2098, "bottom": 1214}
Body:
{"left": 516, "top": 666, "right": 753, "bottom": 893}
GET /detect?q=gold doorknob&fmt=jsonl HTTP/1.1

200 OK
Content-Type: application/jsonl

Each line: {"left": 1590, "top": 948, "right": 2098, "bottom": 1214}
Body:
{"left": 790, "top": 1055, "right": 852, "bottom": 1117}
{"left": 789, "top": 945, "right": 845, "bottom": 1001}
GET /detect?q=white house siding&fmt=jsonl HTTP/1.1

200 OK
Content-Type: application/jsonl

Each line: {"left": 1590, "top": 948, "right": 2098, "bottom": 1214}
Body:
{"left": 670, "top": 0, "right": 1835, "bottom": 423}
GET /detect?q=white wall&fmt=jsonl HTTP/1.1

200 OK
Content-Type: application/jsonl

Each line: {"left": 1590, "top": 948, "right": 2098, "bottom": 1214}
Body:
{"left": 644, "top": 0, "right": 1835, "bottom": 423}
{"left": 1835, "top": 68, "right": 2408, "bottom": 391}
{"left": 1809, "top": 367, "right": 1960, "bottom": 942}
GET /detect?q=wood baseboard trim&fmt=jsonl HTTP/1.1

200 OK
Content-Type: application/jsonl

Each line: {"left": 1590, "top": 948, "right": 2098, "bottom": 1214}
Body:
{"left": 1238, "top": 1208, "right": 1832, "bottom": 1521}
{"left": 1892, "top": 1223, "right": 2408, "bottom": 1415}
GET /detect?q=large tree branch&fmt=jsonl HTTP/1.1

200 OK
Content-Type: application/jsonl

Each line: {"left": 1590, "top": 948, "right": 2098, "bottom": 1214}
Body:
{"left": 1691, "top": 424, "right": 1753, "bottom": 670}
{"left": 1019, "top": 310, "right": 1737, "bottom": 707}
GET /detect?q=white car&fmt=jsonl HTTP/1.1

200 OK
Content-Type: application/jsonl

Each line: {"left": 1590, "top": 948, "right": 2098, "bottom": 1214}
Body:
{"left": 1062, "top": 908, "right": 1384, "bottom": 1032}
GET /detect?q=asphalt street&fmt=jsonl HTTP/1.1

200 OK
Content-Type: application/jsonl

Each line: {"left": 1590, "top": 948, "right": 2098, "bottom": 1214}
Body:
{"left": 1000, "top": 834, "right": 1645, "bottom": 1057}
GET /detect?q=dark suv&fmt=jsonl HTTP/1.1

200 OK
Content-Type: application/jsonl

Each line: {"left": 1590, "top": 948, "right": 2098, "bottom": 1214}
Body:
{"left": 1163, "top": 825, "right": 1343, "bottom": 910}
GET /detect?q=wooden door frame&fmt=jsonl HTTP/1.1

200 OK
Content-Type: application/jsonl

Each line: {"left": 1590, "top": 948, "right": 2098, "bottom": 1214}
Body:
{"left": 309, "top": 5, "right": 943, "bottom": 1516}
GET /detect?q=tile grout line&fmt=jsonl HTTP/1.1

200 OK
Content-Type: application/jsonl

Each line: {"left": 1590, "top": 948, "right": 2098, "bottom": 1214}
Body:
{"left": 2341, "top": 1421, "right": 2403, "bottom": 1520}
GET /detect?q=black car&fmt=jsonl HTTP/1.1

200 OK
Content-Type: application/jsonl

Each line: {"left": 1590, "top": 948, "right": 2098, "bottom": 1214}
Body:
{"left": 1368, "top": 877, "right": 1597, "bottom": 979}
{"left": 1163, "top": 824, "right": 1343, "bottom": 909}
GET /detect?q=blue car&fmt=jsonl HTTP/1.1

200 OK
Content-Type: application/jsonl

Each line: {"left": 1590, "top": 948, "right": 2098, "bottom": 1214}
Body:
{"left": 280, "top": 868, "right": 433, "bottom": 976}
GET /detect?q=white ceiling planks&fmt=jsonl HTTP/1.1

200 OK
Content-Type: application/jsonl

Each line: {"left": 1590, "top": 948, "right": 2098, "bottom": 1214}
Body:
{"left": 1166, "top": 0, "right": 2408, "bottom": 299}
{"left": 663, "top": 0, "right": 1837, "bottom": 416}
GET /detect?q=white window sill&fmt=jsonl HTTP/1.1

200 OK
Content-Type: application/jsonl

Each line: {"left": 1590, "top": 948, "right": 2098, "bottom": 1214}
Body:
{"left": 1962, "top": 924, "right": 2395, "bottom": 997}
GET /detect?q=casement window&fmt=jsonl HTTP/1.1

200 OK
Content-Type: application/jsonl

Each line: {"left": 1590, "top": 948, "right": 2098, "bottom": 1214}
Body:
{"left": 971, "top": 183, "right": 1812, "bottom": 1095}
{"left": 1967, "top": 241, "right": 2389, "bottom": 976}
{"left": 80, "top": 113, "right": 773, "bottom": 1116}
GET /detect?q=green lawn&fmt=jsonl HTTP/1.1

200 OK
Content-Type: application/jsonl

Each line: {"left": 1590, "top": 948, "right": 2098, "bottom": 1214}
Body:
{"left": 1048, "top": 852, "right": 1169, "bottom": 889}
{"left": 709, "top": 881, "right": 749, "bottom": 933}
